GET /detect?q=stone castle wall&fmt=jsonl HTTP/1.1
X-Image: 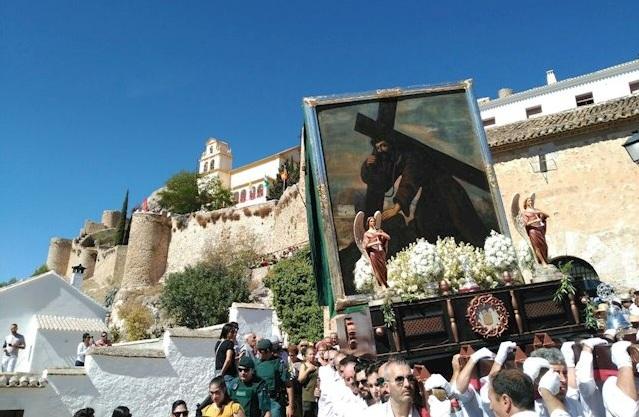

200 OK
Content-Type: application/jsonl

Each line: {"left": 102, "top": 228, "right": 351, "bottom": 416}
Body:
{"left": 93, "top": 245, "right": 128, "bottom": 287}
{"left": 121, "top": 213, "right": 172, "bottom": 289}
{"left": 492, "top": 127, "right": 639, "bottom": 292}
{"left": 164, "top": 182, "right": 309, "bottom": 277}
{"left": 101, "top": 210, "right": 122, "bottom": 229}
{"left": 46, "top": 237, "right": 72, "bottom": 275}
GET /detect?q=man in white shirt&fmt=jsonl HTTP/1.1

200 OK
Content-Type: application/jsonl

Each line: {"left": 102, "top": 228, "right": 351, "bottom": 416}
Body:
{"left": 2, "top": 323, "right": 25, "bottom": 372}
{"left": 488, "top": 369, "right": 538, "bottom": 417}
{"left": 526, "top": 348, "right": 584, "bottom": 417}
{"left": 602, "top": 341, "right": 638, "bottom": 417}
{"left": 369, "top": 358, "right": 420, "bottom": 417}
{"left": 75, "top": 333, "right": 93, "bottom": 366}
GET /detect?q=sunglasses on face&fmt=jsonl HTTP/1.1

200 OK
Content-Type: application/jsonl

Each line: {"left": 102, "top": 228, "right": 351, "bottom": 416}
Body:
{"left": 358, "top": 379, "right": 368, "bottom": 386}
{"left": 173, "top": 412, "right": 188, "bottom": 417}
{"left": 393, "top": 374, "right": 416, "bottom": 386}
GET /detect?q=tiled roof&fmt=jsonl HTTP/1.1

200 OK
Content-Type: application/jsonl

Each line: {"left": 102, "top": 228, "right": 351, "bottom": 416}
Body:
{"left": 486, "top": 94, "right": 639, "bottom": 150}
{"left": 36, "top": 315, "right": 108, "bottom": 332}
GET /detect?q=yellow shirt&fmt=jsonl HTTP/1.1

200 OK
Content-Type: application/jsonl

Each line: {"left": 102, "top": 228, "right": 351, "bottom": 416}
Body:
{"left": 202, "top": 401, "right": 243, "bottom": 417}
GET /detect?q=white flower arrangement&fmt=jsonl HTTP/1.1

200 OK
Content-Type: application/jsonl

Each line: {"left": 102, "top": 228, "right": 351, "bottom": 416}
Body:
{"left": 353, "top": 255, "right": 374, "bottom": 293}
{"left": 483, "top": 230, "right": 518, "bottom": 272}
{"left": 517, "top": 240, "right": 535, "bottom": 271}
{"left": 387, "top": 239, "right": 442, "bottom": 300}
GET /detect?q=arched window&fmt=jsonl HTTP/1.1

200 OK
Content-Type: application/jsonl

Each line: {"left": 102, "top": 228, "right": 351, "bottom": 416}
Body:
{"left": 233, "top": 192, "right": 239, "bottom": 203}
{"left": 550, "top": 256, "right": 599, "bottom": 293}
{"left": 203, "top": 162, "right": 208, "bottom": 173}
{"left": 257, "top": 184, "right": 264, "bottom": 197}
{"left": 249, "top": 187, "right": 256, "bottom": 200}
{"left": 240, "top": 190, "right": 246, "bottom": 203}
{"left": 210, "top": 160, "right": 215, "bottom": 171}
{"left": 209, "top": 146, "right": 214, "bottom": 154}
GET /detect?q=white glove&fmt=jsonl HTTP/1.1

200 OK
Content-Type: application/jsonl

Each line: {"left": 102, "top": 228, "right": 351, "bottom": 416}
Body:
{"left": 560, "top": 341, "right": 576, "bottom": 368}
{"left": 424, "top": 374, "right": 452, "bottom": 395}
{"left": 470, "top": 347, "right": 495, "bottom": 363}
{"left": 523, "top": 357, "right": 551, "bottom": 380}
{"left": 428, "top": 395, "right": 451, "bottom": 417}
{"left": 610, "top": 340, "right": 632, "bottom": 369}
{"left": 581, "top": 337, "right": 608, "bottom": 349}
{"left": 538, "top": 370, "right": 561, "bottom": 396}
{"left": 495, "top": 341, "right": 517, "bottom": 365}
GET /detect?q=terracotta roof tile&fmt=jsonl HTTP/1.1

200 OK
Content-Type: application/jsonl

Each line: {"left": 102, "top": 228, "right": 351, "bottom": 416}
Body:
{"left": 486, "top": 95, "right": 639, "bottom": 149}
{"left": 36, "top": 315, "right": 108, "bottom": 332}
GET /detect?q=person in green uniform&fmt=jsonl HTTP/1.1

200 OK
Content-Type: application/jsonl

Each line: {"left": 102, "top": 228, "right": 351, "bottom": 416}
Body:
{"left": 255, "top": 339, "right": 294, "bottom": 417}
{"left": 228, "top": 356, "right": 272, "bottom": 417}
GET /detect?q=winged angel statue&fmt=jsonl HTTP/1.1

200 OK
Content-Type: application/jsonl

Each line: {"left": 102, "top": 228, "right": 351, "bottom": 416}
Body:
{"left": 511, "top": 193, "right": 550, "bottom": 266}
{"left": 353, "top": 211, "right": 390, "bottom": 288}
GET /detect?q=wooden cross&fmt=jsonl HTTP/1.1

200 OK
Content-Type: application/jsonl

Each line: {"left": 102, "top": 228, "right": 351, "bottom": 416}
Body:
{"left": 354, "top": 100, "right": 489, "bottom": 191}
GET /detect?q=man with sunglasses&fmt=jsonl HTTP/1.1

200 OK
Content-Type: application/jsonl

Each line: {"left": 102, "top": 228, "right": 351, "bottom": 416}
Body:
{"left": 370, "top": 359, "right": 419, "bottom": 417}
{"left": 255, "top": 339, "right": 294, "bottom": 417}
{"left": 229, "top": 356, "right": 272, "bottom": 417}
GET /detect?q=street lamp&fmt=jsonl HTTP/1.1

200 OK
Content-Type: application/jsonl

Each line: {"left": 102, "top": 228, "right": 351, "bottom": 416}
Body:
{"left": 622, "top": 132, "right": 639, "bottom": 164}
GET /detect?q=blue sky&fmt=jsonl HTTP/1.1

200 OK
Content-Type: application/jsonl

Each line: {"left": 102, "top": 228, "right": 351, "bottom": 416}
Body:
{"left": 1, "top": 1, "right": 638, "bottom": 281}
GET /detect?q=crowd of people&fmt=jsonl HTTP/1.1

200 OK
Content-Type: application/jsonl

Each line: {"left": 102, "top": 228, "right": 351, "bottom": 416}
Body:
{"left": 67, "top": 321, "right": 638, "bottom": 417}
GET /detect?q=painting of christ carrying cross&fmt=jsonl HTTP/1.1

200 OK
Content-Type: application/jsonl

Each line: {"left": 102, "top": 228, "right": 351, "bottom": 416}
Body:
{"left": 305, "top": 84, "right": 505, "bottom": 298}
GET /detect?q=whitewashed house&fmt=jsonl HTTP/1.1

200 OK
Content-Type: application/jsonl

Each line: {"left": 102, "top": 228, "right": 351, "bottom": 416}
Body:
{"left": 0, "top": 270, "right": 108, "bottom": 373}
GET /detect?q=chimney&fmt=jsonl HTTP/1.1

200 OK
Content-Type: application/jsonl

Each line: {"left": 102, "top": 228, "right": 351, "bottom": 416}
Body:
{"left": 70, "top": 264, "right": 86, "bottom": 290}
{"left": 498, "top": 88, "right": 513, "bottom": 99}
{"left": 546, "top": 70, "right": 557, "bottom": 85}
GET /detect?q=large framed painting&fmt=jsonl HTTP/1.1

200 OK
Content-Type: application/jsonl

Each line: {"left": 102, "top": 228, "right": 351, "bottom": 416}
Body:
{"left": 303, "top": 82, "right": 508, "bottom": 313}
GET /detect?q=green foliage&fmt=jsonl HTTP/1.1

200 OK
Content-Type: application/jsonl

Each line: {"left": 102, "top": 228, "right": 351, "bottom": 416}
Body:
{"left": 92, "top": 229, "right": 118, "bottom": 247}
{"left": 266, "top": 159, "right": 300, "bottom": 201}
{"left": 31, "top": 264, "right": 49, "bottom": 277}
{"left": 161, "top": 259, "right": 251, "bottom": 328}
{"left": 553, "top": 261, "right": 576, "bottom": 303}
{"left": 104, "top": 287, "right": 119, "bottom": 309}
{"left": 264, "top": 247, "right": 323, "bottom": 343}
{"left": 158, "top": 171, "right": 205, "bottom": 214}
{"left": 158, "top": 171, "right": 234, "bottom": 214}
{"left": 119, "top": 302, "right": 153, "bottom": 341}
{"left": 381, "top": 293, "right": 396, "bottom": 329}
{"left": 583, "top": 300, "right": 598, "bottom": 330}
{"left": 200, "top": 176, "right": 235, "bottom": 210}
{"left": 0, "top": 278, "right": 18, "bottom": 288}
{"left": 115, "top": 190, "right": 129, "bottom": 245}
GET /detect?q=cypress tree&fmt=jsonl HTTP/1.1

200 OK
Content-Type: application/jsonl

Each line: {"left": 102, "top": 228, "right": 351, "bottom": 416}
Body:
{"left": 115, "top": 190, "right": 129, "bottom": 245}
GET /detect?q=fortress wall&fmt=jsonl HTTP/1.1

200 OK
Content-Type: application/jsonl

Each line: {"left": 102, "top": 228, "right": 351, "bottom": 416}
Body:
{"left": 46, "top": 238, "right": 72, "bottom": 276}
{"left": 92, "top": 245, "right": 128, "bottom": 288}
{"left": 101, "top": 210, "right": 122, "bottom": 229}
{"left": 164, "top": 183, "right": 309, "bottom": 277}
{"left": 83, "top": 220, "right": 107, "bottom": 235}
{"left": 121, "top": 213, "right": 172, "bottom": 289}
{"left": 79, "top": 248, "right": 98, "bottom": 279}
{"left": 164, "top": 205, "right": 277, "bottom": 277}
{"left": 65, "top": 247, "right": 82, "bottom": 277}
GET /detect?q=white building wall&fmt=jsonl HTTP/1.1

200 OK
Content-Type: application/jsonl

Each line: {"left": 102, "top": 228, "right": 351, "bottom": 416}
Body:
{"left": 230, "top": 158, "right": 281, "bottom": 190}
{"left": 0, "top": 332, "right": 217, "bottom": 417}
{"left": 28, "top": 330, "right": 85, "bottom": 372}
{"left": 480, "top": 63, "right": 639, "bottom": 127}
{"left": 229, "top": 303, "right": 280, "bottom": 341}
{"left": 0, "top": 273, "right": 107, "bottom": 372}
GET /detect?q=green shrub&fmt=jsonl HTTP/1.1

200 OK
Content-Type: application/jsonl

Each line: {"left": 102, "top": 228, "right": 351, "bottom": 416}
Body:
{"left": 264, "top": 247, "right": 323, "bottom": 343}
{"left": 118, "top": 302, "right": 153, "bottom": 341}
{"left": 31, "top": 264, "right": 49, "bottom": 276}
{"left": 161, "top": 260, "right": 250, "bottom": 328}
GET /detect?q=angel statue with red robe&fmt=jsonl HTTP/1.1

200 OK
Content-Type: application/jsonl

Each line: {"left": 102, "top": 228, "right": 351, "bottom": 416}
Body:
{"left": 354, "top": 210, "right": 390, "bottom": 289}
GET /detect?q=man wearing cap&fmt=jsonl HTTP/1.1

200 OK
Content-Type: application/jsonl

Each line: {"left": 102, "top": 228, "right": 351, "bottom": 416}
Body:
{"left": 255, "top": 339, "right": 294, "bottom": 417}
{"left": 229, "top": 356, "right": 272, "bottom": 417}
